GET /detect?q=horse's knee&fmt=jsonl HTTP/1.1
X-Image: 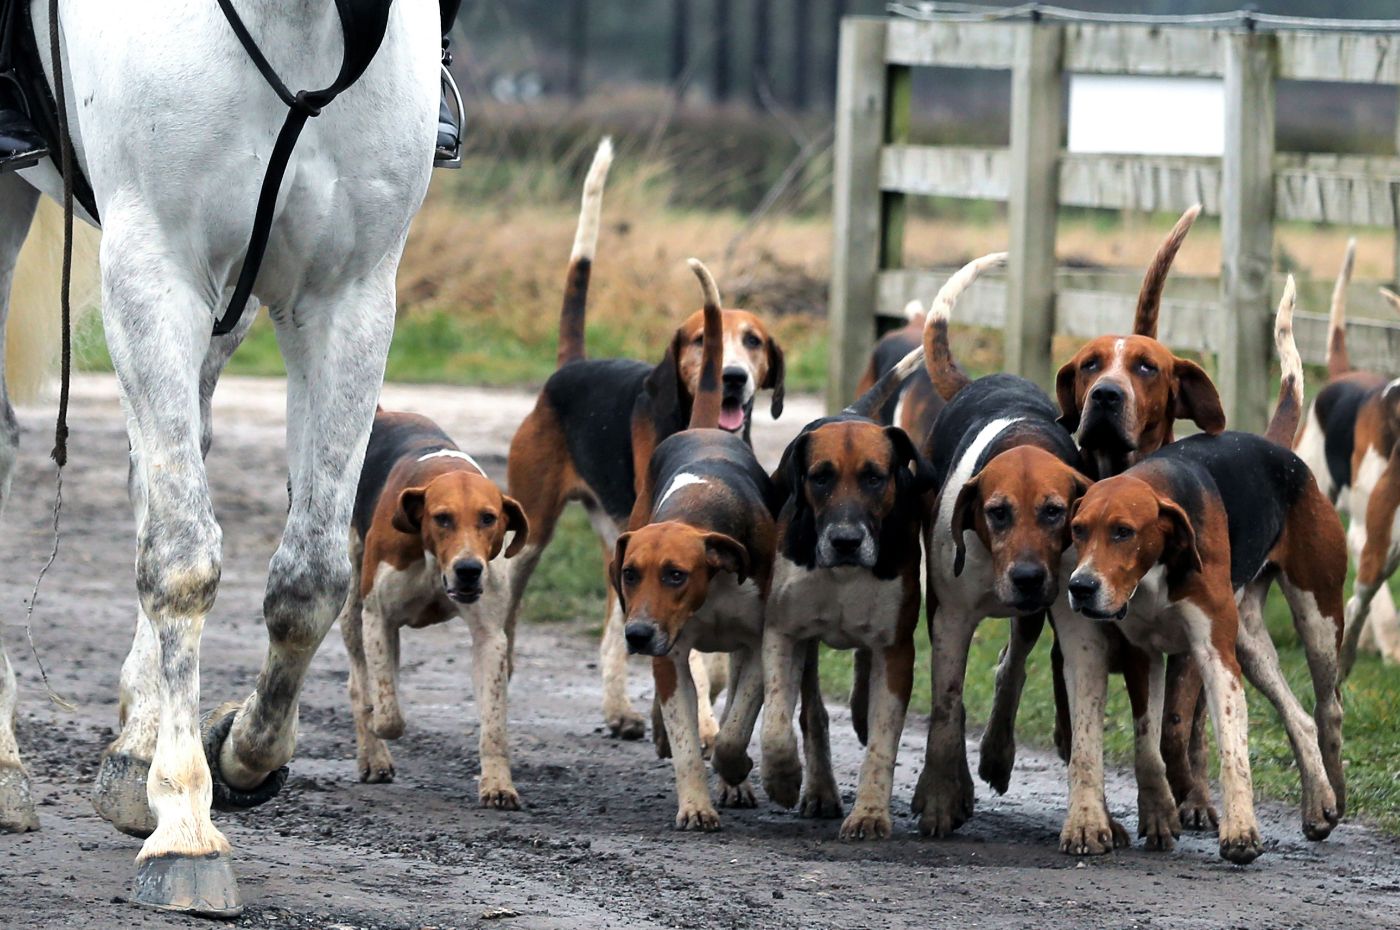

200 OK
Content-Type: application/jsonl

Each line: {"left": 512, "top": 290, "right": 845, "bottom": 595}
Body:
{"left": 136, "top": 522, "right": 221, "bottom": 621}
{"left": 264, "top": 542, "right": 351, "bottom": 647}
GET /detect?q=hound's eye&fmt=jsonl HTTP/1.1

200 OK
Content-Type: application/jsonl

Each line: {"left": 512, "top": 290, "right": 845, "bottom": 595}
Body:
{"left": 480, "top": 512, "right": 498, "bottom": 528}
{"left": 985, "top": 504, "right": 1012, "bottom": 528}
{"left": 1071, "top": 524, "right": 1088, "bottom": 542}
{"left": 621, "top": 567, "right": 640, "bottom": 586}
{"left": 1112, "top": 524, "right": 1135, "bottom": 542}
{"left": 1041, "top": 503, "right": 1065, "bottom": 522}
{"left": 743, "top": 332, "right": 763, "bottom": 349}
{"left": 692, "top": 334, "right": 704, "bottom": 346}
{"left": 862, "top": 472, "right": 887, "bottom": 491}
{"left": 1081, "top": 358, "right": 1100, "bottom": 373}
{"left": 808, "top": 470, "right": 833, "bottom": 489}
{"left": 663, "top": 568, "right": 689, "bottom": 587}
{"left": 1135, "top": 360, "right": 1158, "bottom": 376}
{"left": 433, "top": 513, "right": 453, "bottom": 529}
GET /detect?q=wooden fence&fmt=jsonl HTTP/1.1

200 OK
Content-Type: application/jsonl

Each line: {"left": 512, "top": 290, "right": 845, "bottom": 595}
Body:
{"left": 829, "top": 14, "right": 1400, "bottom": 429}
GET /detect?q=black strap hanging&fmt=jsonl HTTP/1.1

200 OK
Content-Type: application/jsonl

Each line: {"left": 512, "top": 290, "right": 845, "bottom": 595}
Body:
{"left": 212, "top": 0, "right": 396, "bottom": 335}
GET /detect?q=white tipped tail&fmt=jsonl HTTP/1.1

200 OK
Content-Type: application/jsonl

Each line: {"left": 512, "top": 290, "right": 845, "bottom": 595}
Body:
{"left": 571, "top": 137, "right": 613, "bottom": 262}
{"left": 922, "top": 251, "right": 1008, "bottom": 402}
{"left": 1325, "top": 237, "right": 1356, "bottom": 377}
{"left": 926, "top": 252, "right": 1009, "bottom": 328}
{"left": 687, "top": 257, "right": 722, "bottom": 311}
{"left": 1267, "top": 274, "right": 1303, "bottom": 446}
{"left": 7, "top": 199, "right": 101, "bottom": 404}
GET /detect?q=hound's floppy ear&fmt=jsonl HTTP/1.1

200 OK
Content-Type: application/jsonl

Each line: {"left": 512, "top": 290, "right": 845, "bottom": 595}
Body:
{"left": 703, "top": 532, "right": 751, "bottom": 584}
{"left": 643, "top": 329, "right": 688, "bottom": 417}
{"left": 949, "top": 472, "right": 983, "bottom": 577}
{"left": 784, "top": 431, "right": 812, "bottom": 506}
{"left": 392, "top": 487, "right": 427, "bottom": 535}
{"left": 1055, "top": 359, "right": 1082, "bottom": 433}
{"left": 1061, "top": 468, "right": 1094, "bottom": 547}
{"left": 609, "top": 532, "right": 634, "bottom": 608}
{"left": 1170, "top": 357, "right": 1226, "bottom": 435}
{"left": 884, "top": 425, "right": 918, "bottom": 471}
{"left": 500, "top": 496, "right": 530, "bottom": 559}
{"left": 764, "top": 336, "right": 786, "bottom": 419}
{"left": 1156, "top": 497, "right": 1203, "bottom": 577}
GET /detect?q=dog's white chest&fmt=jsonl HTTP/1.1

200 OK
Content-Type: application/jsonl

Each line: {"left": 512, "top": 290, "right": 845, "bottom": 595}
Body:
{"left": 769, "top": 558, "right": 906, "bottom": 649}
{"left": 1114, "top": 566, "right": 1192, "bottom": 655}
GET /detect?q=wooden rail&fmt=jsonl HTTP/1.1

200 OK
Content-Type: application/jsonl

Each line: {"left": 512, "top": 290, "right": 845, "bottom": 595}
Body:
{"left": 829, "top": 16, "right": 1400, "bottom": 428}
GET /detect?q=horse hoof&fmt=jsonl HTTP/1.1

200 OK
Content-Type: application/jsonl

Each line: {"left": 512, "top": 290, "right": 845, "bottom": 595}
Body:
{"left": 92, "top": 751, "right": 156, "bottom": 838}
{"left": 200, "top": 709, "right": 288, "bottom": 812}
{"left": 0, "top": 764, "right": 38, "bottom": 833}
{"left": 132, "top": 851, "right": 242, "bottom": 917}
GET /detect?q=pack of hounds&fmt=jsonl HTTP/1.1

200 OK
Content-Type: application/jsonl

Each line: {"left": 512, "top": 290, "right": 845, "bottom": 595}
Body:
{"left": 349, "top": 138, "right": 1395, "bottom": 866}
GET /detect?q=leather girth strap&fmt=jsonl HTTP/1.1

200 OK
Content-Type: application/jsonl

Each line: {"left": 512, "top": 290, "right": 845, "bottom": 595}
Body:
{"left": 212, "top": 0, "right": 396, "bottom": 335}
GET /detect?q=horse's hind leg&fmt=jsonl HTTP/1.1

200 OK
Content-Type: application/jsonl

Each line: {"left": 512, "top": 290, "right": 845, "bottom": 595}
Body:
{"left": 0, "top": 176, "right": 39, "bottom": 833}
{"left": 97, "top": 220, "right": 240, "bottom": 914}
{"left": 210, "top": 275, "right": 394, "bottom": 794}
{"left": 93, "top": 309, "right": 256, "bottom": 839}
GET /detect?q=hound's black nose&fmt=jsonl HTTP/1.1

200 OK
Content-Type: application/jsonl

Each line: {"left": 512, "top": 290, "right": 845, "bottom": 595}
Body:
{"left": 827, "top": 528, "right": 864, "bottom": 554}
{"left": 453, "top": 559, "right": 484, "bottom": 588}
{"left": 1089, "top": 382, "right": 1124, "bottom": 411}
{"left": 625, "top": 622, "right": 658, "bottom": 653}
{"left": 1009, "top": 562, "right": 1048, "bottom": 595}
{"left": 722, "top": 367, "right": 748, "bottom": 390}
{"left": 1067, "top": 575, "right": 1100, "bottom": 602}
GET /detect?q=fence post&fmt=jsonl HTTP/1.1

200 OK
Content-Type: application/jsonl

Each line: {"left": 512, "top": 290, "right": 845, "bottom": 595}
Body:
{"left": 828, "top": 18, "right": 889, "bottom": 413}
{"left": 1220, "top": 30, "right": 1276, "bottom": 434}
{"left": 1005, "top": 22, "right": 1065, "bottom": 391}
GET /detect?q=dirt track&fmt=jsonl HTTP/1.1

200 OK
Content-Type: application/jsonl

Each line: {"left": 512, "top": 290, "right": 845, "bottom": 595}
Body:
{"left": 2, "top": 374, "right": 1398, "bottom": 930}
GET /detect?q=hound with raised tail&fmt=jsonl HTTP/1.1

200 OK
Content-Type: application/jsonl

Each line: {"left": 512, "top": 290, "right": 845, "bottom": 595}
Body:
{"left": 1293, "top": 241, "right": 1400, "bottom": 671}
{"left": 1056, "top": 279, "right": 1346, "bottom": 864}
{"left": 610, "top": 260, "right": 777, "bottom": 830}
{"left": 854, "top": 299, "right": 944, "bottom": 447}
{"left": 505, "top": 140, "right": 786, "bottom": 741}
{"left": 337, "top": 410, "right": 529, "bottom": 808}
{"left": 904, "top": 252, "right": 1098, "bottom": 838}
{"left": 760, "top": 261, "right": 987, "bottom": 840}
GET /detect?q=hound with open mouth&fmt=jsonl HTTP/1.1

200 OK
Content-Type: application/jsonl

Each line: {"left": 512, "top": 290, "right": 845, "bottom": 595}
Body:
{"left": 337, "top": 409, "right": 529, "bottom": 809}
{"left": 1054, "top": 280, "right": 1346, "bottom": 864}
{"left": 504, "top": 140, "right": 786, "bottom": 743}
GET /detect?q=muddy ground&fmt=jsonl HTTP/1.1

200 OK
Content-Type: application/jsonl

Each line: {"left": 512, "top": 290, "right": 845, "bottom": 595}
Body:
{"left": 1, "top": 375, "right": 1398, "bottom": 930}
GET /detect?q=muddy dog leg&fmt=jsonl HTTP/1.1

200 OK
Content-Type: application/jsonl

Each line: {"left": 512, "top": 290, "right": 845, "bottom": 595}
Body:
{"left": 1159, "top": 654, "right": 1216, "bottom": 831}
{"left": 979, "top": 612, "right": 1044, "bottom": 795}
{"left": 99, "top": 222, "right": 241, "bottom": 913}
{"left": 1278, "top": 576, "right": 1346, "bottom": 817}
{"left": 713, "top": 646, "right": 762, "bottom": 809}
{"left": 212, "top": 275, "right": 395, "bottom": 805}
{"left": 913, "top": 605, "right": 978, "bottom": 837}
{"left": 1123, "top": 648, "right": 1180, "bottom": 851}
{"left": 361, "top": 601, "right": 405, "bottom": 741}
{"left": 1054, "top": 605, "right": 1126, "bottom": 857}
{"left": 340, "top": 587, "right": 396, "bottom": 784}
{"left": 760, "top": 626, "right": 805, "bottom": 809}
{"left": 1343, "top": 461, "right": 1400, "bottom": 677}
{"left": 690, "top": 650, "right": 720, "bottom": 758}
{"left": 465, "top": 597, "right": 519, "bottom": 810}
{"left": 842, "top": 626, "right": 916, "bottom": 841}
{"left": 798, "top": 641, "right": 842, "bottom": 819}
{"left": 655, "top": 652, "right": 719, "bottom": 830}
{"left": 93, "top": 306, "right": 256, "bottom": 840}
{"left": 1235, "top": 582, "right": 1338, "bottom": 840}
{"left": 0, "top": 176, "right": 47, "bottom": 835}
{"left": 1187, "top": 602, "right": 1261, "bottom": 865}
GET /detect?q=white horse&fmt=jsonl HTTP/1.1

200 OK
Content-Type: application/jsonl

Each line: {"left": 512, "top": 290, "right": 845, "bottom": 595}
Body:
{"left": 0, "top": 0, "right": 439, "bottom": 916}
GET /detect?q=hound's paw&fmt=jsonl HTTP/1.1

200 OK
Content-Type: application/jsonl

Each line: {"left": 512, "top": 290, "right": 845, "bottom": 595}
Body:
{"left": 608, "top": 709, "right": 647, "bottom": 741}
{"left": 1218, "top": 821, "right": 1263, "bottom": 865}
{"left": 1059, "top": 806, "right": 1125, "bottom": 857}
{"left": 977, "top": 728, "right": 1016, "bottom": 796}
{"left": 719, "top": 780, "right": 757, "bottom": 809}
{"left": 761, "top": 746, "right": 803, "bottom": 810}
{"left": 840, "top": 805, "right": 892, "bottom": 841}
{"left": 1300, "top": 786, "right": 1339, "bottom": 842}
{"left": 479, "top": 779, "right": 521, "bottom": 811}
{"left": 799, "top": 782, "right": 844, "bottom": 819}
{"left": 699, "top": 718, "right": 720, "bottom": 760}
{"left": 358, "top": 743, "right": 397, "bottom": 784}
{"left": 712, "top": 743, "right": 754, "bottom": 788}
{"left": 1176, "top": 790, "right": 1219, "bottom": 832}
{"left": 675, "top": 800, "right": 721, "bottom": 832}
{"left": 914, "top": 764, "right": 975, "bottom": 838}
{"left": 1137, "top": 795, "right": 1181, "bottom": 852}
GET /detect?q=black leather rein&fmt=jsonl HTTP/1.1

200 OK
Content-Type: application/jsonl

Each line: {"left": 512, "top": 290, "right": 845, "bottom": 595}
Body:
{"left": 212, "top": 0, "right": 395, "bottom": 335}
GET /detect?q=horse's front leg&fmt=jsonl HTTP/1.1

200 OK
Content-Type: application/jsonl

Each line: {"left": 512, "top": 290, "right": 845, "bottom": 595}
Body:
{"left": 94, "top": 306, "right": 255, "bottom": 839}
{"left": 97, "top": 218, "right": 241, "bottom": 915}
{"left": 210, "top": 275, "right": 394, "bottom": 794}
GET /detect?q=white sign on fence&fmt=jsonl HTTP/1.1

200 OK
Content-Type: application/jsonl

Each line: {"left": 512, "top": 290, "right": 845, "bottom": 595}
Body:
{"left": 1068, "top": 75, "right": 1225, "bottom": 157}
